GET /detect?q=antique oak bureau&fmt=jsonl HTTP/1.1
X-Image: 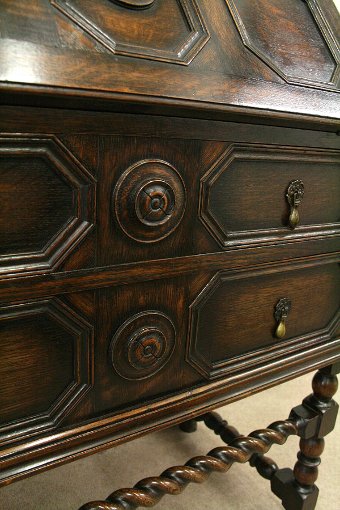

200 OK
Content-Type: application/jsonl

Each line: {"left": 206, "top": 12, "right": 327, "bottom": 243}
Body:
{"left": 0, "top": 1, "right": 340, "bottom": 509}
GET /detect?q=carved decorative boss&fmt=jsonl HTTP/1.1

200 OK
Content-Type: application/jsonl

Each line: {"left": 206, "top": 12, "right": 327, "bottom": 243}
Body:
{"left": 114, "top": 159, "right": 186, "bottom": 243}
{"left": 110, "top": 311, "right": 176, "bottom": 380}
{"left": 50, "top": 0, "right": 209, "bottom": 65}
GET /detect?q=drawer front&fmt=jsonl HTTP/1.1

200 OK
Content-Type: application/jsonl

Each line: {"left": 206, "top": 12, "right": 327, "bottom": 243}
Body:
{"left": 1, "top": 259, "right": 339, "bottom": 485}
{"left": 1, "top": 135, "right": 339, "bottom": 276}
{"left": 188, "top": 260, "right": 340, "bottom": 379}
{"left": 199, "top": 144, "right": 340, "bottom": 248}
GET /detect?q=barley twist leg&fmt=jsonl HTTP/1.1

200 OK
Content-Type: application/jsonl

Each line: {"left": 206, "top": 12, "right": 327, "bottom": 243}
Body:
{"left": 79, "top": 420, "right": 298, "bottom": 510}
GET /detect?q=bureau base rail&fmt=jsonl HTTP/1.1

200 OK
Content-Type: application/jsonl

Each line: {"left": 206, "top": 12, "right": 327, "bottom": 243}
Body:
{"left": 79, "top": 365, "right": 339, "bottom": 510}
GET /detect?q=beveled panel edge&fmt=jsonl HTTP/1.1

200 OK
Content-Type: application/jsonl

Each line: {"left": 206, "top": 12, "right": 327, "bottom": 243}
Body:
{"left": 0, "top": 134, "right": 96, "bottom": 278}
{"left": 0, "top": 297, "right": 94, "bottom": 447}
{"left": 1, "top": 339, "right": 339, "bottom": 487}
{"left": 306, "top": 0, "right": 340, "bottom": 87}
{"left": 225, "top": 0, "right": 340, "bottom": 90}
{"left": 50, "top": 0, "right": 210, "bottom": 65}
{"left": 199, "top": 143, "right": 340, "bottom": 250}
{"left": 187, "top": 259, "right": 340, "bottom": 379}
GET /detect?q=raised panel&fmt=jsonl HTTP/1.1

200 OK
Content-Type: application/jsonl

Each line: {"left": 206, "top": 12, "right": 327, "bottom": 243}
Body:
{"left": 226, "top": 0, "right": 339, "bottom": 89}
{"left": 187, "top": 260, "right": 340, "bottom": 379}
{"left": 0, "top": 298, "right": 93, "bottom": 445}
{"left": 199, "top": 144, "right": 340, "bottom": 248}
{"left": 50, "top": 0, "right": 209, "bottom": 64}
{"left": 0, "top": 136, "right": 96, "bottom": 276}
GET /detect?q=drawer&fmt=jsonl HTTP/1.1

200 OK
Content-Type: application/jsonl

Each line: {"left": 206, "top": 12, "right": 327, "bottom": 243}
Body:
{"left": 91, "top": 260, "right": 340, "bottom": 414}
{"left": 199, "top": 144, "right": 340, "bottom": 248}
{"left": 2, "top": 135, "right": 339, "bottom": 276}
{"left": 1, "top": 261, "right": 339, "bottom": 485}
{"left": 188, "top": 259, "right": 340, "bottom": 379}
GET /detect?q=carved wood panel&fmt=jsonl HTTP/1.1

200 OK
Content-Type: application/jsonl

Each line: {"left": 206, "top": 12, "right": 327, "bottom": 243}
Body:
{"left": 199, "top": 144, "right": 340, "bottom": 249}
{"left": 0, "top": 298, "right": 93, "bottom": 445}
{"left": 93, "top": 275, "right": 199, "bottom": 414}
{"left": 50, "top": 0, "right": 210, "bottom": 64}
{"left": 226, "top": 0, "right": 340, "bottom": 89}
{"left": 114, "top": 158, "right": 186, "bottom": 243}
{"left": 0, "top": 135, "right": 96, "bottom": 277}
{"left": 98, "top": 136, "right": 218, "bottom": 267}
{"left": 187, "top": 260, "right": 340, "bottom": 379}
{"left": 110, "top": 310, "right": 176, "bottom": 380}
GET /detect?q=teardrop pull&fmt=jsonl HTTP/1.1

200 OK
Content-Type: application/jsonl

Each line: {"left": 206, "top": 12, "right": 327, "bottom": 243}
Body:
{"left": 274, "top": 298, "right": 291, "bottom": 339}
{"left": 286, "top": 180, "right": 304, "bottom": 229}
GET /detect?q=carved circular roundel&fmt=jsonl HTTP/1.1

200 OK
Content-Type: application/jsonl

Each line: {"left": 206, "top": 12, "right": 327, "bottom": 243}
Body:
{"left": 114, "top": 159, "right": 185, "bottom": 243}
{"left": 110, "top": 311, "right": 176, "bottom": 380}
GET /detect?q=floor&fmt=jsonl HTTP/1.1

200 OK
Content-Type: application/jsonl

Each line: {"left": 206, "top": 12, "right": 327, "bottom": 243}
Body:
{"left": 1, "top": 372, "right": 339, "bottom": 510}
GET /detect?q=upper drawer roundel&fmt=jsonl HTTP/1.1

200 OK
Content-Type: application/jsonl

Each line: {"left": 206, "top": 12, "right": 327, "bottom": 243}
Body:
{"left": 0, "top": 136, "right": 95, "bottom": 277}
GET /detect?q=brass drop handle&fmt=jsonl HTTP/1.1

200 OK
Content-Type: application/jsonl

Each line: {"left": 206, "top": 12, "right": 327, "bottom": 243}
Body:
{"left": 286, "top": 180, "right": 304, "bottom": 229}
{"left": 274, "top": 297, "right": 291, "bottom": 339}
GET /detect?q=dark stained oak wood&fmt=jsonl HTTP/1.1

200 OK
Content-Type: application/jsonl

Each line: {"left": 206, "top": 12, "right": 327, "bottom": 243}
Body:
{"left": 50, "top": 0, "right": 210, "bottom": 65}
{"left": 0, "top": 1, "right": 339, "bottom": 128}
{"left": 1, "top": 106, "right": 340, "bottom": 145}
{"left": 188, "top": 261, "right": 340, "bottom": 379}
{"left": 200, "top": 144, "right": 340, "bottom": 248}
{"left": 0, "top": 135, "right": 96, "bottom": 277}
{"left": 0, "top": 1, "right": 339, "bottom": 507}
{"left": 226, "top": 0, "right": 339, "bottom": 89}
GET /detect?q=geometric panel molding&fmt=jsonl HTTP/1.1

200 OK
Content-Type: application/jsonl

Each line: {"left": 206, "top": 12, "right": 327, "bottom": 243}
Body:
{"left": 187, "top": 263, "right": 340, "bottom": 380}
{"left": 199, "top": 144, "right": 340, "bottom": 249}
{"left": 0, "top": 135, "right": 96, "bottom": 277}
{"left": 0, "top": 298, "right": 93, "bottom": 445}
{"left": 226, "top": 0, "right": 340, "bottom": 90}
{"left": 50, "top": 0, "right": 210, "bottom": 65}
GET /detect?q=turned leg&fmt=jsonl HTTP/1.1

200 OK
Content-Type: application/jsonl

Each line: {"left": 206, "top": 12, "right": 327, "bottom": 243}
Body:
{"left": 271, "top": 364, "right": 339, "bottom": 510}
{"left": 79, "top": 364, "right": 339, "bottom": 510}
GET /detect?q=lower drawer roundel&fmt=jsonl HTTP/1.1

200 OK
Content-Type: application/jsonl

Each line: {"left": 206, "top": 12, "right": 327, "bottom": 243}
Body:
{"left": 187, "top": 260, "right": 340, "bottom": 379}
